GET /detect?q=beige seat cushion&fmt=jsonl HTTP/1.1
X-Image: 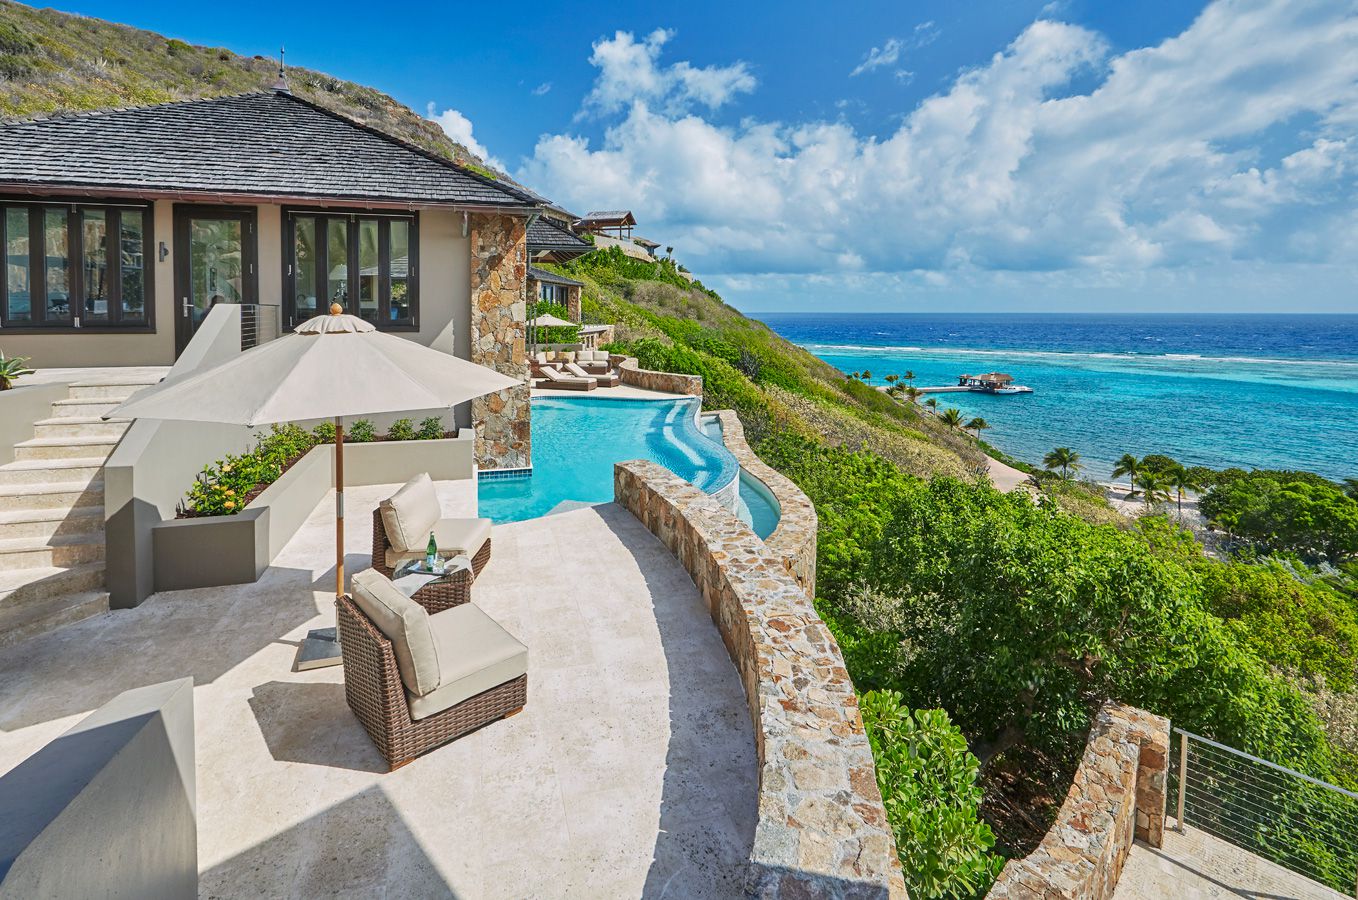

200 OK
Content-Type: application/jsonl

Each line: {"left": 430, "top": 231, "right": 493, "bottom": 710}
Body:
{"left": 380, "top": 473, "right": 441, "bottom": 552}
{"left": 350, "top": 569, "right": 441, "bottom": 697}
{"left": 564, "top": 362, "right": 592, "bottom": 379}
{"left": 407, "top": 604, "right": 528, "bottom": 720}
{"left": 384, "top": 517, "right": 492, "bottom": 569}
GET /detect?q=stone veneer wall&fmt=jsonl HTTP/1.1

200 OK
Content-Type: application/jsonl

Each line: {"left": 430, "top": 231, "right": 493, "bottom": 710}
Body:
{"left": 710, "top": 410, "right": 817, "bottom": 598}
{"left": 469, "top": 213, "right": 531, "bottom": 469}
{"left": 614, "top": 459, "right": 906, "bottom": 899}
{"left": 611, "top": 354, "right": 703, "bottom": 396}
{"left": 987, "top": 702, "right": 1169, "bottom": 900}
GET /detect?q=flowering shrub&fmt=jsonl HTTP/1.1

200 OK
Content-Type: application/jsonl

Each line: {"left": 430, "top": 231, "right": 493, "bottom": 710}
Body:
{"left": 181, "top": 419, "right": 448, "bottom": 516}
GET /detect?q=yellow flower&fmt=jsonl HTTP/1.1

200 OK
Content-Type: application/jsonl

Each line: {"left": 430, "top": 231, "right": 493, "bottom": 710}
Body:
{"left": 224, "top": 500, "right": 236, "bottom": 509}
{"left": 224, "top": 489, "right": 235, "bottom": 497}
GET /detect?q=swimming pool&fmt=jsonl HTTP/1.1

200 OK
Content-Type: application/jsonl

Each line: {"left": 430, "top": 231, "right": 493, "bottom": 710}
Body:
{"left": 478, "top": 397, "right": 740, "bottom": 523}
{"left": 700, "top": 416, "right": 781, "bottom": 540}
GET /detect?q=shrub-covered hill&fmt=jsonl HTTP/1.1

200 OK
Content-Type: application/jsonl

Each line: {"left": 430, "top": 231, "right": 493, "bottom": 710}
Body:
{"left": 0, "top": 1, "right": 499, "bottom": 177}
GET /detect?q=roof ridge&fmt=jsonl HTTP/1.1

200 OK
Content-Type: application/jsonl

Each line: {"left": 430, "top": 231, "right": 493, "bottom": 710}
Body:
{"left": 0, "top": 91, "right": 272, "bottom": 127}
{"left": 271, "top": 92, "right": 539, "bottom": 206}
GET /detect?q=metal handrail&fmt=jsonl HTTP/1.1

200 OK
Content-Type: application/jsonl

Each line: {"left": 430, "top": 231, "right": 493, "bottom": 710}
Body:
{"left": 1173, "top": 727, "right": 1358, "bottom": 896}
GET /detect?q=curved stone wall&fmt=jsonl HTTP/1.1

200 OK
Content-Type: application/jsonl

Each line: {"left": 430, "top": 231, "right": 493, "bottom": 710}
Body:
{"left": 614, "top": 459, "right": 905, "bottom": 899}
{"left": 987, "top": 702, "right": 1169, "bottom": 900}
{"left": 611, "top": 354, "right": 703, "bottom": 396}
{"left": 709, "top": 410, "right": 818, "bottom": 598}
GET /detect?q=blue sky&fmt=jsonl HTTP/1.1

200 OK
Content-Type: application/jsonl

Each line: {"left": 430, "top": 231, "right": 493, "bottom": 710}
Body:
{"left": 53, "top": 1, "right": 1358, "bottom": 313}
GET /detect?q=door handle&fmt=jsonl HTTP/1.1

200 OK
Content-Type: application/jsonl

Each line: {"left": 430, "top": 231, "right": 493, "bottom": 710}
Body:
{"left": 182, "top": 298, "right": 191, "bottom": 317}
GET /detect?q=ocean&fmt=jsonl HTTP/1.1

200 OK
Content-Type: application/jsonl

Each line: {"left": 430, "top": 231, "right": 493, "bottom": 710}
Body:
{"left": 757, "top": 313, "right": 1358, "bottom": 482}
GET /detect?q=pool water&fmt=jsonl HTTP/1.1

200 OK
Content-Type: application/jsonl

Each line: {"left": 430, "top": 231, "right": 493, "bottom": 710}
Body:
{"left": 478, "top": 397, "right": 740, "bottom": 523}
{"left": 701, "top": 417, "right": 781, "bottom": 540}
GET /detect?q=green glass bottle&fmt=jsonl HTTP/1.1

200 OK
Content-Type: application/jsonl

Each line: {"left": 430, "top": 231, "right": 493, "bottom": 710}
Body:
{"left": 426, "top": 531, "right": 437, "bottom": 570}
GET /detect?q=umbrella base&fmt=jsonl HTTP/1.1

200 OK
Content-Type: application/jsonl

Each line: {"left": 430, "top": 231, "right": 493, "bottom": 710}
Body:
{"left": 295, "top": 627, "right": 343, "bottom": 671}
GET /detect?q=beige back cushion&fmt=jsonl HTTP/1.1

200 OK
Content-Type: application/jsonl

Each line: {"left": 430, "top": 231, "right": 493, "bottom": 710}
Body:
{"left": 564, "top": 362, "right": 591, "bottom": 379}
{"left": 350, "top": 569, "right": 441, "bottom": 696}
{"left": 380, "top": 473, "right": 441, "bottom": 552}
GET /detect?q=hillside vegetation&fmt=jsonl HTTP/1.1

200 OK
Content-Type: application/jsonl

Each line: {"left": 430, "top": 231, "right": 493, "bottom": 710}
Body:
{"left": 0, "top": 1, "right": 498, "bottom": 176}
{"left": 555, "top": 249, "right": 1358, "bottom": 895}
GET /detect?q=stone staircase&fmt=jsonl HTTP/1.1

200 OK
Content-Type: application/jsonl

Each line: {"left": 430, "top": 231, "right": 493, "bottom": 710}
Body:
{"left": 0, "top": 377, "right": 159, "bottom": 648}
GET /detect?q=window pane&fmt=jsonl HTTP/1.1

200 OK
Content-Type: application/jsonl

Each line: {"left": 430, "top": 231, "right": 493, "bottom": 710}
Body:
{"left": 326, "top": 219, "right": 348, "bottom": 310}
{"left": 119, "top": 211, "right": 146, "bottom": 322}
{"left": 388, "top": 220, "right": 411, "bottom": 323}
{"left": 357, "top": 219, "right": 378, "bottom": 322}
{"left": 43, "top": 208, "right": 70, "bottom": 323}
{"left": 293, "top": 217, "right": 317, "bottom": 321}
{"left": 5, "top": 208, "right": 31, "bottom": 324}
{"left": 81, "top": 209, "right": 108, "bottom": 322}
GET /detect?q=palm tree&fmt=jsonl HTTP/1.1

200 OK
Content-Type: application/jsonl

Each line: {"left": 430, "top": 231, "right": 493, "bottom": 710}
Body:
{"left": 965, "top": 417, "right": 990, "bottom": 439}
{"left": 1111, "top": 453, "right": 1141, "bottom": 498}
{"left": 885, "top": 374, "right": 899, "bottom": 388}
{"left": 904, "top": 370, "right": 916, "bottom": 386}
{"left": 1043, "top": 447, "right": 1082, "bottom": 480}
{"left": 939, "top": 408, "right": 964, "bottom": 429}
{"left": 861, "top": 369, "right": 872, "bottom": 383}
{"left": 850, "top": 371, "right": 861, "bottom": 381}
{"left": 1135, "top": 471, "right": 1171, "bottom": 511}
{"left": 1167, "top": 466, "right": 1198, "bottom": 520}
{"left": 924, "top": 397, "right": 939, "bottom": 412}
{"left": 905, "top": 386, "right": 922, "bottom": 404}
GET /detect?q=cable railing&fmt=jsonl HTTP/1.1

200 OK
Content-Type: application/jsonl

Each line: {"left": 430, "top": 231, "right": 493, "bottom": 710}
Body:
{"left": 240, "top": 303, "right": 283, "bottom": 351}
{"left": 1172, "top": 728, "right": 1358, "bottom": 896}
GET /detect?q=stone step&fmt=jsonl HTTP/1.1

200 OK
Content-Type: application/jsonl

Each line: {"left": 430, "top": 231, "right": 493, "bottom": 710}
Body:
{"left": 0, "top": 563, "right": 105, "bottom": 609}
{"left": 32, "top": 417, "right": 130, "bottom": 440}
{"left": 0, "top": 590, "right": 109, "bottom": 651}
{"left": 66, "top": 381, "right": 157, "bottom": 400}
{"left": 49, "top": 398, "right": 124, "bottom": 419}
{"left": 0, "top": 507, "right": 104, "bottom": 541}
{"left": 13, "top": 437, "right": 120, "bottom": 462}
{"left": 0, "top": 536, "right": 106, "bottom": 570}
{"left": 0, "top": 481, "right": 104, "bottom": 511}
{"left": 0, "top": 460, "right": 105, "bottom": 487}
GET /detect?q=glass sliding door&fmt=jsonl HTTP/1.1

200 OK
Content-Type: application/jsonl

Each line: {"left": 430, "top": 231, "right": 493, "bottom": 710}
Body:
{"left": 4, "top": 208, "right": 31, "bottom": 325}
{"left": 285, "top": 210, "right": 418, "bottom": 329}
{"left": 173, "top": 206, "right": 257, "bottom": 355}
{"left": 43, "top": 208, "right": 71, "bottom": 324}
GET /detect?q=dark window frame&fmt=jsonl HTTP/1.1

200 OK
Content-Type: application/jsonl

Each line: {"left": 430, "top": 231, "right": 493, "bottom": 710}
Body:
{"left": 0, "top": 198, "right": 156, "bottom": 333}
{"left": 282, "top": 206, "right": 419, "bottom": 332}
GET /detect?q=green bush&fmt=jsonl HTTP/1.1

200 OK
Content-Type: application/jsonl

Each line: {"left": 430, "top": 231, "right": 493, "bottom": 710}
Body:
{"left": 417, "top": 416, "right": 445, "bottom": 440}
{"left": 1201, "top": 470, "right": 1358, "bottom": 563}
{"left": 347, "top": 419, "right": 376, "bottom": 443}
{"left": 183, "top": 424, "right": 317, "bottom": 516}
{"left": 861, "top": 692, "right": 1002, "bottom": 898}
{"left": 387, "top": 418, "right": 416, "bottom": 441}
{"left": 312, "top": 421, "right": 336, "bottom": 444}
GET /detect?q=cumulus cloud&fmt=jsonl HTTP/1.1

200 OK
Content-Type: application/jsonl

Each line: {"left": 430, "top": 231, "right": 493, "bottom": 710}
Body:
{"left": 580, "top": 29, "right": 756, "bottom": 117}
{"left": 519, "top": 0, "right": 1358, "bottom": 304}
{"left": 426, "top": 103, "right": 504, "bottom": 171}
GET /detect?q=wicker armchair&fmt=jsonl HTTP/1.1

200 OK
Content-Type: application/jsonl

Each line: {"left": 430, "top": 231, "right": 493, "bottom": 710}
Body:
{"left": 372, "top": 507, "right": 492, "bottom": 613}
{"left": 337, "top": 594, "right": 527, "bottom": 771}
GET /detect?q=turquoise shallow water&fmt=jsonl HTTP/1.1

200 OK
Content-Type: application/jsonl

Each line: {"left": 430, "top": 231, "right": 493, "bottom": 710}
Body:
{"left": 761, "top": 313, "right": 1358, "bottom": 482}
{"left": 477, "top": 397, "right": 740, "bottom": 523}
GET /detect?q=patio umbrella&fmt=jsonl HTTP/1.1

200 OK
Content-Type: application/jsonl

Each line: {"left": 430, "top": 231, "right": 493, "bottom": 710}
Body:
{"left": 531, "top": 313, "right": 575, "bottom": 328}
{"left": 106, "top": 303, "right": 520, "bottom": 669}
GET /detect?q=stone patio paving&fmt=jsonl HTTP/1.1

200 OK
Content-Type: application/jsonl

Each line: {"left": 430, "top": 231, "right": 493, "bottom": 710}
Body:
{"left": 0, "top": 482, "right": 757, "bottom": 898}
{"left": 1113, "top": 820, "right": 1348, "bottom": 900}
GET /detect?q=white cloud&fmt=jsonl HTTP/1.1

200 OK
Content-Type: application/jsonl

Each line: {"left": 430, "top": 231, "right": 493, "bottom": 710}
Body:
{"left": 580, "top": 29, "right": 755, "bottom": 117}
{"left": 519, "top": 0, "right": 1358, "bottom": 309}
{"left": 532, "top": 82, "right": 553, "bottom": 96}
{"left": 851, "top": 38, "right": 904, "bottom": 77}
{"left": 426, "top": 103, "right": 505, "bottom": 171}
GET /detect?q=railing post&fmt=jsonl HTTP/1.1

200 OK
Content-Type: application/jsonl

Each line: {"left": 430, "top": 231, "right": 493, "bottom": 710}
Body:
{"left": 1177, "top": 730, "right": 1188, "bottom": 832}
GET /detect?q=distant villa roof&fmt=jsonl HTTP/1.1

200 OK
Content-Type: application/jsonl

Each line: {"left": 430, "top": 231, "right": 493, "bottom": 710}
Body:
{"left": 528, "top": 265, "right": 585, "bottom": 287}
{"left": 528, "top": 217, "right": 592, "bottom": 254}
{"left": 0, "top": 91, "right": 537, "bottom": 208}
{"left": 960, "top": 372, "right": 1015, "bottom": 383}
{"left": 631, "top": 236, "right": 661, "bottom": 249}
{"left": 577, "top": 210, "right": 636, "bottom": 227}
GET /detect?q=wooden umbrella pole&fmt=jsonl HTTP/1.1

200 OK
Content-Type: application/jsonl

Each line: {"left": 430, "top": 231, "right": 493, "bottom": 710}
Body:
{"left": 335, "top": 415, "right": 345, "bottom": 600}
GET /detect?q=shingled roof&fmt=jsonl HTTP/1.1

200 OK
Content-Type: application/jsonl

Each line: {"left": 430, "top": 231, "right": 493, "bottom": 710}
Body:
{"left": 0, "top": 91, "right": 536, "bottom": 208}
{"left": 528, "top": 265, "right": 585, "bottom": 287}
{"left": 528, "top": 216, "right": 592, "bottom": 254}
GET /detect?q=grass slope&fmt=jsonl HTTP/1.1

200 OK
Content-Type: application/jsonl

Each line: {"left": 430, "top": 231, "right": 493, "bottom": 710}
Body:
{"left": 0, "top": 1, "right": 499, "bottom": 177}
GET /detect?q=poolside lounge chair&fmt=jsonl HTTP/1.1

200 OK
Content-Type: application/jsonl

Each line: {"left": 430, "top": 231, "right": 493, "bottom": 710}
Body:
{"left": 576, "top": 349, "right": 614, "bottom": 375}
{"left": 564, "top": 361, "right": 618, "bottom": 387}
{"left": 373, "top": 473, "right": 492, "bottom": 611}
{"left": 338, "top": 568, "right": 527, "bottom": 770}
{"left": 537, "top": 365, "right": 597, "bottom": 391}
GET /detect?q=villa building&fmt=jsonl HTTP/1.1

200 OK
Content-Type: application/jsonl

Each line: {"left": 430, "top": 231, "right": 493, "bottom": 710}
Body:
{"left": 0, "top": 88, "right": 538, "bottom": 468}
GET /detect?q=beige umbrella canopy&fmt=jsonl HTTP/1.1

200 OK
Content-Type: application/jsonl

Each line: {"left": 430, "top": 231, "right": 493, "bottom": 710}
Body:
{"left": 108, "top": 304, "right": 520, "bottom": 668}
{"left": 531, "top": 313, "right": 575, "bottom": 328}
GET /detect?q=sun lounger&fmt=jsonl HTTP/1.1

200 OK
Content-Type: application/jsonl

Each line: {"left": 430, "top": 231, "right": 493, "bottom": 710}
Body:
{"left": 537, "top": 365, "right": 597, "bottom": 391}
{"left": 565, "top": 361, "right": 618, "bottom": 387}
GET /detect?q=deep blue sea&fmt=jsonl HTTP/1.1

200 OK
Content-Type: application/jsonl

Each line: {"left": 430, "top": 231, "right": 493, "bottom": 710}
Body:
{"left": 758, "top": 313, "right": 1358, "bottom": 482}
